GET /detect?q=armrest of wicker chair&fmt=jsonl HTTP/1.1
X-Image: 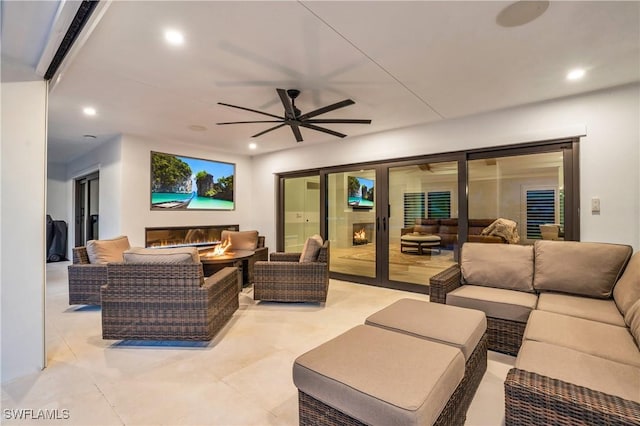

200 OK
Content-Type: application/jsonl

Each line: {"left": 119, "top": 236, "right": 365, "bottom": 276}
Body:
{"left": 269, "top": 252, "right": 301, "bottom": 262}
{"left": 505, "top": 368, "right": 640, "bottom": 425}
{"left": 429, "top": 264, "right": 461, "bottom": 304}
{"left": 68, "top": 246, "right": 107, "bottom": 305}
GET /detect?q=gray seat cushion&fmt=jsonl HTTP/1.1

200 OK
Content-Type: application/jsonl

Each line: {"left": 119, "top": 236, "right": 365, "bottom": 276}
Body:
{"left": 516, "top": 340, "right": 640, "bottom": 403}
{"left": 446, "top": 285, "right": 538, "bottom": 323}
{"left": 365, "top": 298, "right": 486, "bottom": 360}
{"left": 536, "top": 292, "right": 626, "bottom": 327}
{"left": 524, "top": 310, "right": 640, "bottom": 367}
{"left": 293, "top": 325, "right": 465, "bottom": 426}
{"left": 123, "top": 247, "right": 200, "bottom": 264}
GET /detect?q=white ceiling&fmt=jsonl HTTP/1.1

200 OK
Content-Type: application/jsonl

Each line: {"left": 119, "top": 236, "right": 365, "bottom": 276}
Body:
{"left": 4, "top": 1, "right": 640, "bottom": 163}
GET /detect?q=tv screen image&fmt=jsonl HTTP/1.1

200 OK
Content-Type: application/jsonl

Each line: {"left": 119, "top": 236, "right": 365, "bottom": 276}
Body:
{"left": 347, "top": 176, "right": 374, "bottom": 209}
{"left": 150, "top": 151, "right": 235, "bottom": 210}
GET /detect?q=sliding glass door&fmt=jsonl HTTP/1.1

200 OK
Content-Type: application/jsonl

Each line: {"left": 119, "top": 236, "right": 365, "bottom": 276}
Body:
{"left": 326, "top": 168, "right": 377, "bottom": 279}
{"left": 277, "top": 138, "right": 579, "bottom": 293}
{"left": 281, "top": 175, "right": 320, "bottom": 252}
{"left": 388, "top": 161, "right": 459, "bottom": 286}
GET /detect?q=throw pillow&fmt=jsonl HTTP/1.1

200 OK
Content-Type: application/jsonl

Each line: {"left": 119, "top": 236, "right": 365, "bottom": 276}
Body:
{"left": 86, "top": 235, "right": 130, "bottom": 264}
{"left": 461, "top": 242, "right": 535, "bottom": 293}
{"left": 625, "top": 299, "right": 640, "bottom": 347}
{"left": 533, "top": 241, "right": 633, "bottom": 299}
{"left": 123, "top": 247, "right": 200, "bottom": 264}
{"left": 613, "top": 252, "right": 640, "bottom": 316}
{"left": 300, "top": 234, "right": 323, "bottom": 263}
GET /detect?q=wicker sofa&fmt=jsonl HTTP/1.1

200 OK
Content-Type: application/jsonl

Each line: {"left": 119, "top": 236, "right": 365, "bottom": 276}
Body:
{"left": 101, "top": 263, "right": 239, "bottom": 341}
{"left": 430, "top": 240, "right": 640, "bottom": 425}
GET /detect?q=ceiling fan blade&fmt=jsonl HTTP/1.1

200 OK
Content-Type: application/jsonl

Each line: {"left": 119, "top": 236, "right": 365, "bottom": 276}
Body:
{"left": 277, "top": 88, "right": 297, "bottom": 119}
{"left": 304, "top": 118, "right": 371, "bottom": 124}
{"left": 218, "top": 102, "right": 283, "bottom": 120}
{"left": 290, "top": 124, "right": 303, "bottom": 142}
{"left": 217, "top": 120, "right": 283, "bottom": 125}
{"left": 252, "top": 123, "right": 286, "bottom": 138}
{"left": 298, "top": 99, "right": 355, "bottom": 120}
{"left": 300, "top": 123, "right": 347, "bottom": 138}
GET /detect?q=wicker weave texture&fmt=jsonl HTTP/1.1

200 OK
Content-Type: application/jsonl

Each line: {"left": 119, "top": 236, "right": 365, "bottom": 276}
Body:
{"left": 298, "top": 333, "right": 488, "bottom": 426}
{"left": 254, "top": 242, "right": 329, "bottom": 302}
{"left": 505, "top": 368, "right": 640, "bottom": 426}
{"left": 429, "top": 264, "right": 462, "bottom": 304}
{"left": 68, "top": 246, "right": 106, "bottom": 306}
{"left": 101, "top": 264, "right": 238, "bottom": 341}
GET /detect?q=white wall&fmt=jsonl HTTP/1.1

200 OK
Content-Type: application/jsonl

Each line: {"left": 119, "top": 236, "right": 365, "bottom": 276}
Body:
{"left": 252, "top": 83, "right": 640, "bottom": 250}
{"left": 65, "top": 135, "right": 255, "bottom": 248}
{"left": 66, "top": 136, "right": 123, "bottom": 250}
{"left": 119, "top": 135, "right": 254, "bottom": 247}
{"left": 46, "top": 162, "right": 68, "bottom": 220}
{"left": 1, "top": 81, "right": 47, "bottom": 383}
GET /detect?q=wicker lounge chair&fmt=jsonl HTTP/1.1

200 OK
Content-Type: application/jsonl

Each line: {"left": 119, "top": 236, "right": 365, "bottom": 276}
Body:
{"left": 101, "top": 264, "right": 239, "bottom": 341}
{"left": 253, "top": 241, "right": 329, "bottom": 303}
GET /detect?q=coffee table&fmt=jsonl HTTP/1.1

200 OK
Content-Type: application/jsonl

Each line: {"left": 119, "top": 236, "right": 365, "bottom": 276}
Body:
{"left": 400, "top": 234, "right": 442, "bottom": 255}
{"left": 199, "top": 249, "right": 254, "bottom": 289}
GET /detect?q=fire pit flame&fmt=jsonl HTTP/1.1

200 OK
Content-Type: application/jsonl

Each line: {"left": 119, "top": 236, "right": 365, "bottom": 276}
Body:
{"left": 208, "top": 236, "right": 232, "bottom": 257}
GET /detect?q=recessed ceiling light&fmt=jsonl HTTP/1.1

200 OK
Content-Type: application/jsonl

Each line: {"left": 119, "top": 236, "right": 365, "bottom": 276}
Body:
{"left": 188, "top": 124, "right": 207, "bottom": 132}
{"left": 164, "top": 29, "right": 184, "bottom": 46}
{"left": 83, "top": 107, "right": 96, "bottom": 116}
{"left": 566, "top": 68, "right": 586, "bottom": 81}
{"left": 249, "top": 143, "right": 257, "bottom": 150}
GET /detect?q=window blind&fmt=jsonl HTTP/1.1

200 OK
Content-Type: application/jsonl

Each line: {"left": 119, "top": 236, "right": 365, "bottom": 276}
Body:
{"left": 526, "top": 189, "right": 556, "bottom": 239}
{"left": 427, "top": 191, "right": 451, "bottom": 219}
{"left": 403, "top": 193, "right": 425, "bottom": 228}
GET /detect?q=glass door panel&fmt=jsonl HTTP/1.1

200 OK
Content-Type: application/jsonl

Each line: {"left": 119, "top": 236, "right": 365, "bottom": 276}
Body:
{"left": 388, "top": 162, "right": 458, "bottom": 285}
{"left": 283, "top": 176, "right": 320, "bottom": 252}
{"left": 327, "top": 170, "right": 376, "bottom": 278}
{"left": 468, "top": 151, "right": 564, "bottom": 245}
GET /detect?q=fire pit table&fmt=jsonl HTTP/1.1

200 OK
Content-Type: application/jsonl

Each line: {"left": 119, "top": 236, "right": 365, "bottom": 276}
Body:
{"left": 199, "top": 249, "right": 255, "bottom": 289}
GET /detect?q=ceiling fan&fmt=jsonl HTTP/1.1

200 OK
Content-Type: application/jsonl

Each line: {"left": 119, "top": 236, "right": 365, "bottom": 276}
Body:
{"left": 216, "top": 88, "right": 371, "bottom": 142}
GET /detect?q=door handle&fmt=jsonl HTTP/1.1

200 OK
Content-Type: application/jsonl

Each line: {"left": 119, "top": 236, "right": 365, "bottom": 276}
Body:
{"left": 376, "top": 217, "right": 380, "bottom": 232}
{"left": 383, "top": 217, "right": 386, "bottom": 231}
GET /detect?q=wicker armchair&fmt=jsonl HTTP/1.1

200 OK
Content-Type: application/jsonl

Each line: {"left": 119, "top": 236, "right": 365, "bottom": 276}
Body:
{"left": 68, "top": 246, "right": 107, "bottom": 306}
{"left": 253, "top": 241, "right": 329, "bottom": 303}
{"left": 101, "top": 264, "right": 239, "bottom": 341}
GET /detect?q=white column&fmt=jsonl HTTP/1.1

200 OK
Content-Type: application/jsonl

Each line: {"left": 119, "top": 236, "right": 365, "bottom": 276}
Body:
{"left": 1, "top": 80, "right": 48, "bottom": 383}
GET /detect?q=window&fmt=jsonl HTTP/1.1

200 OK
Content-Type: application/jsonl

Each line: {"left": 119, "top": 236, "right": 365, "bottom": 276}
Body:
{"left": 403, "top": 193, "right": 425, "bottom": 227}
{"left": 427, "top": 191, "right": 451, "bottom": 219}
{"left": 526, "top": 189, "right": 556, "bottom": 239}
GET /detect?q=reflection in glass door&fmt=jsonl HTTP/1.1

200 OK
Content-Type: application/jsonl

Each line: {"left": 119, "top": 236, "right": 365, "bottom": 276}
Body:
{"left": 468, "top": 151, "right": 564, "bottom": 245}
{"left": 283, "top": 176, "right": 320, "bottom": 252}
{"left": 388, "top": 162, "right": 458, "bottom": 285}
{"left": 327, "top": 169, "right": 377, "bottom": 278}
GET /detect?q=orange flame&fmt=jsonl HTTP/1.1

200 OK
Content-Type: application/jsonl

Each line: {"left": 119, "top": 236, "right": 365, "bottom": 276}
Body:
{"left": 354, "top": 229, "right": 366, "bottom": 240}
{"left": 210, "top": 236, "right": 232, "bottom": 257}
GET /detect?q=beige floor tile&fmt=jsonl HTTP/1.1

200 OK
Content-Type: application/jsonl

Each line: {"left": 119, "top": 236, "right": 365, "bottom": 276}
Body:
{"left": 0, "top": 261, "right": 514, "bottom": 425}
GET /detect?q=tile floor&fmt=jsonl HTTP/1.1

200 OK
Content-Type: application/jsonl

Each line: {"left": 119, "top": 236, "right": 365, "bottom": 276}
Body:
{"left": 1, "top": 261, "right": 514, "bottom": 425}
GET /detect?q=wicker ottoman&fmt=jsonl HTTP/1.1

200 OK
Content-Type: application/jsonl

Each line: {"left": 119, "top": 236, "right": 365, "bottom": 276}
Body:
{"left": 293, "top": 325, "right": 468, "bottom": 426}
{"left": 365, "top": 298, "right": 488, "bottom": 419}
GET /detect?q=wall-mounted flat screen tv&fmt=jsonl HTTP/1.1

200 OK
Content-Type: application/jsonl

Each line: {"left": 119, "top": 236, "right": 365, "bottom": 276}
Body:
{"left": 150, "top": 151, "right": 235, "bottom": 210}
{"left": 347, "top": 176, "right": 374, "bottom": 209}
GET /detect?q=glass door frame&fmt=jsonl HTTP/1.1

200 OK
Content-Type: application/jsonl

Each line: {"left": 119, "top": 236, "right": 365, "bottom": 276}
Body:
{"left": 275, "top": 137, "right": 580, "bottom": 293}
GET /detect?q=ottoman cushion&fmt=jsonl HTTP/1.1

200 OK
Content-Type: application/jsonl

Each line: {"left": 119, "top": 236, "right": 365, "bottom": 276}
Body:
{"left": 365, "top": 298, "right": 486, "bottom": 360}
{"left": 293, "top": 325, "right": 465, "bottom": 426}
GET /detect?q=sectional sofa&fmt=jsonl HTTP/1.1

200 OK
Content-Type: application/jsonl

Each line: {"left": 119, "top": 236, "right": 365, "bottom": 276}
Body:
{"left": 430, "top": 240, "right": 640, "bottom": 424}
{"left": 401, "top": 218, "right": 507, "bottom": 250}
